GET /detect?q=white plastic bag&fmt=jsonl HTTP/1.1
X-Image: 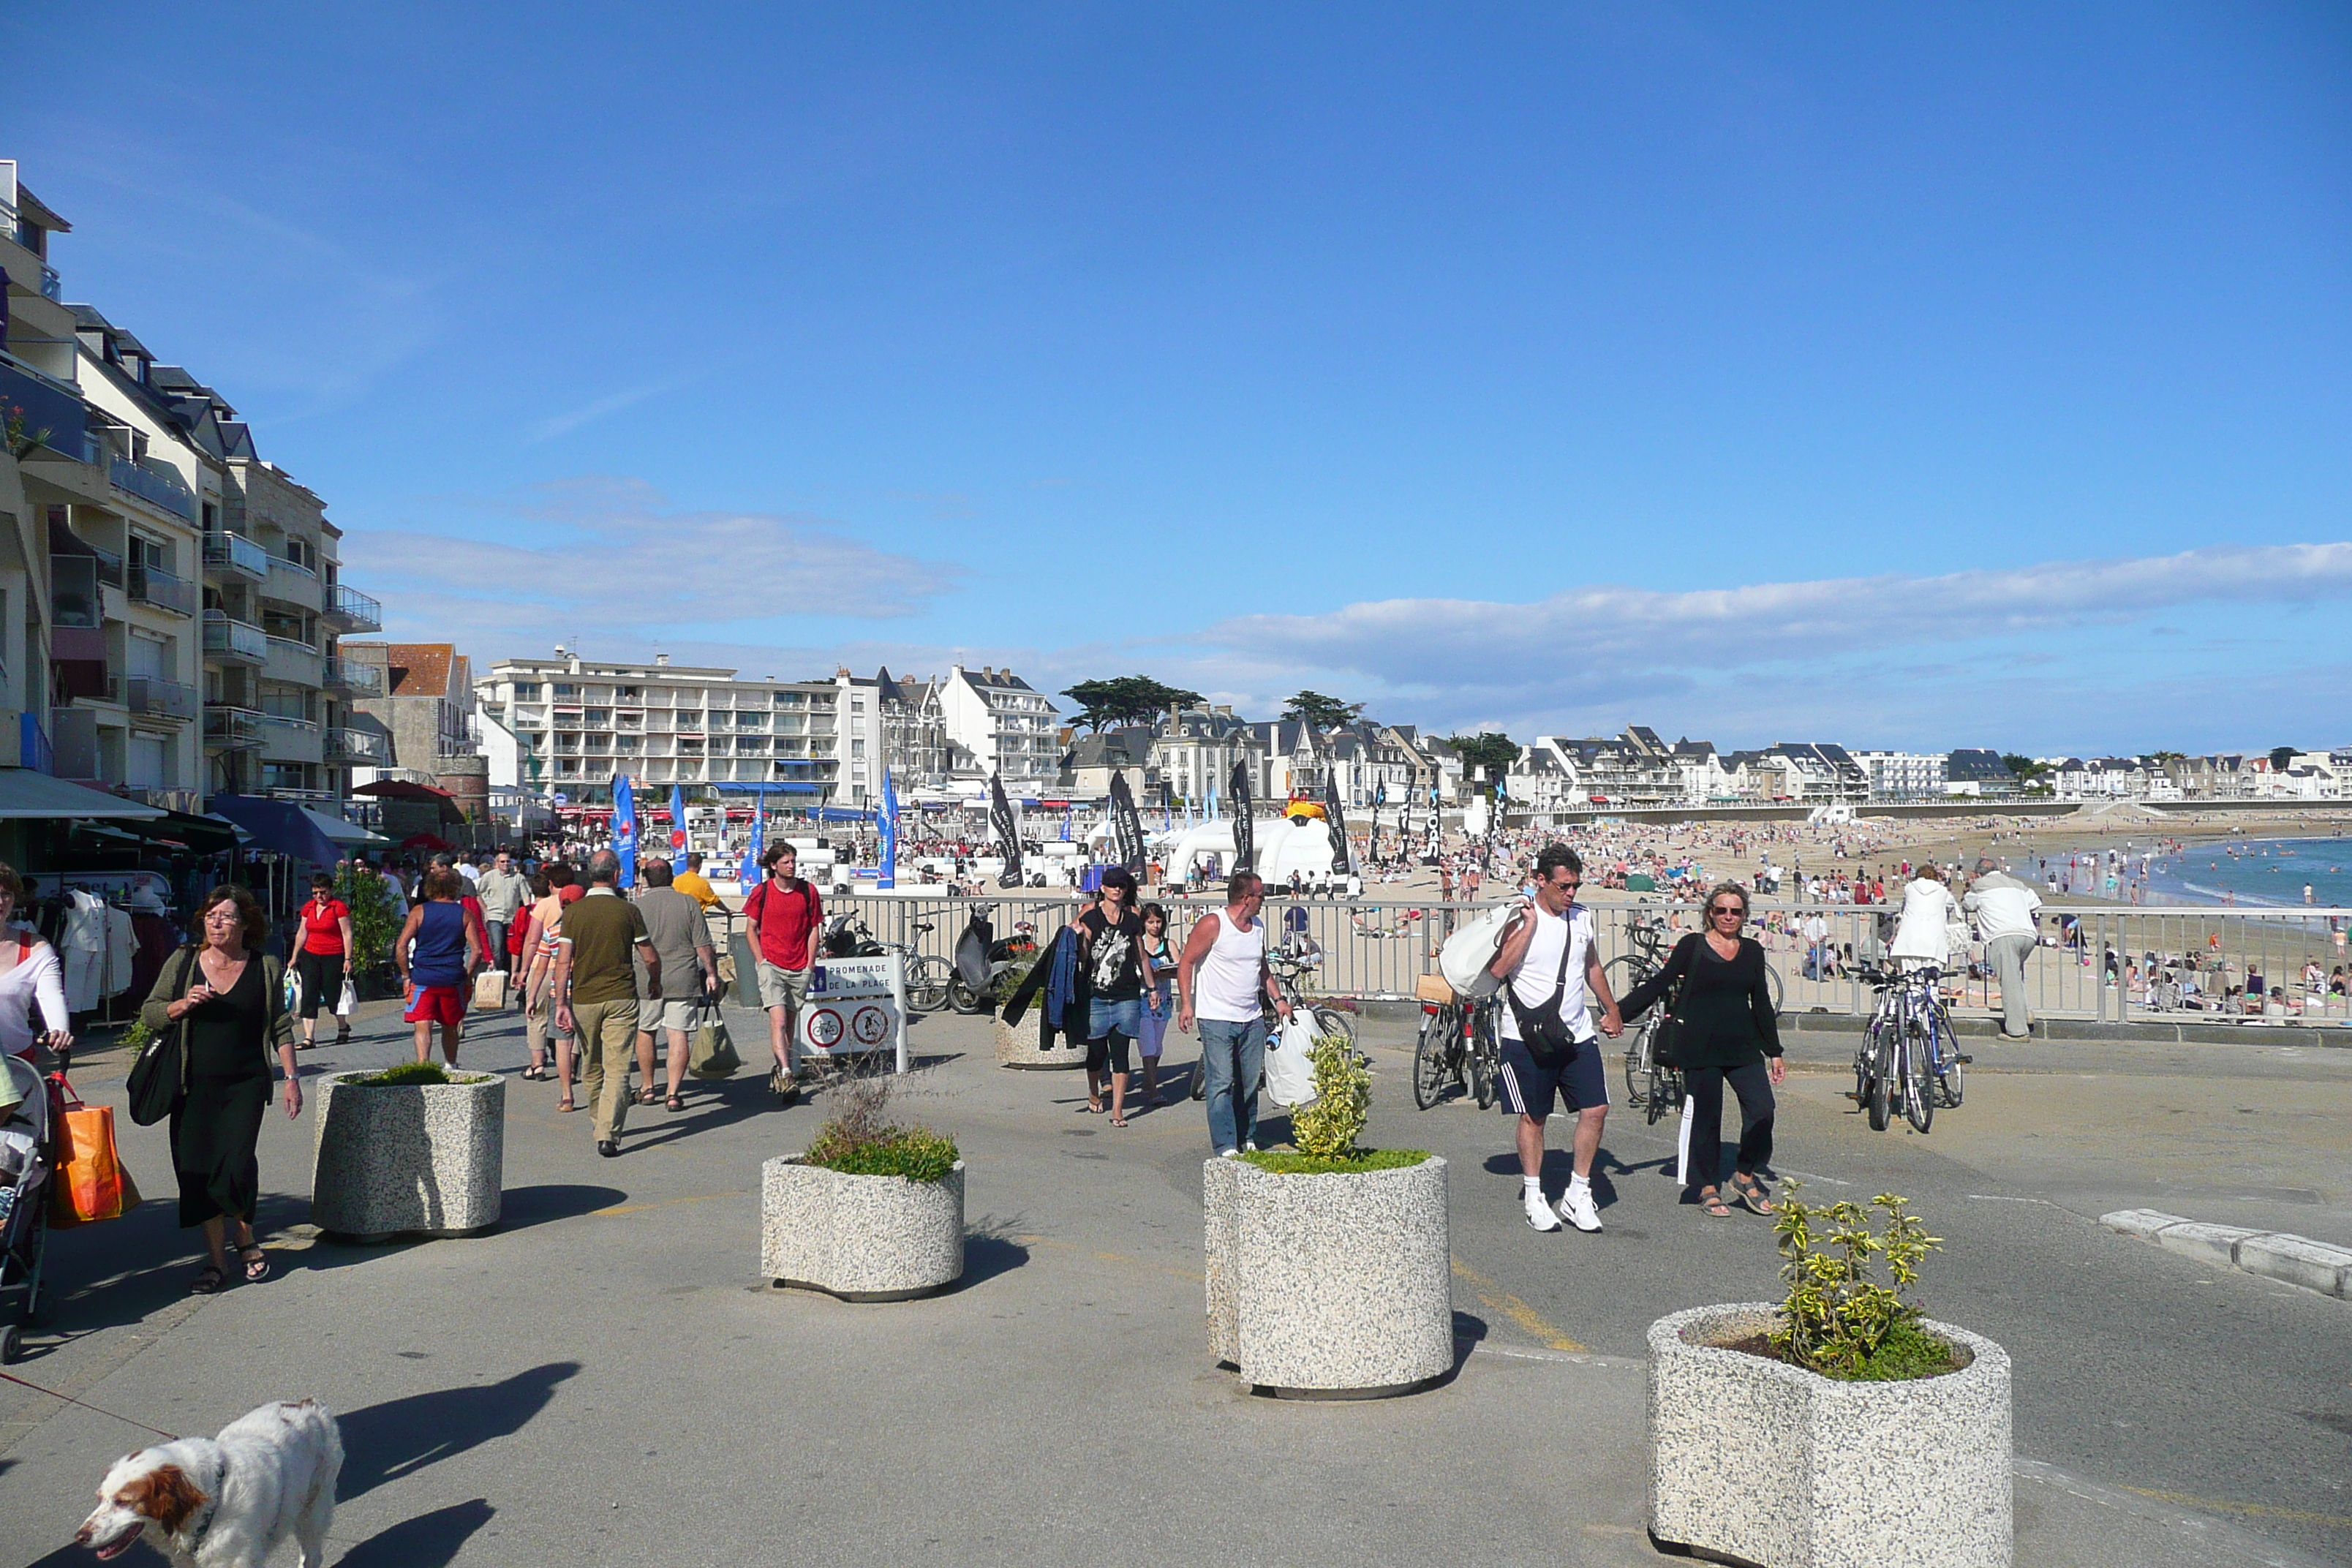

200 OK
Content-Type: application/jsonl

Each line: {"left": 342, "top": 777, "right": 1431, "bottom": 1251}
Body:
{"left": 1438, "top": 902, "right": 1516, "bottom": 999}
{"left": 1260, "top": 1014, "right": 1320, "bottom": 1109}
{"left": 336, "top": 975, "right": 358, "bottom": 1018}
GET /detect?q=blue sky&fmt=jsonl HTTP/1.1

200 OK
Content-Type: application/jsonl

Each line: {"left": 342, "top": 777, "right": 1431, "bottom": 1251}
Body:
{"left": 7, "top": 4, "right": 2347, "bottom": 753}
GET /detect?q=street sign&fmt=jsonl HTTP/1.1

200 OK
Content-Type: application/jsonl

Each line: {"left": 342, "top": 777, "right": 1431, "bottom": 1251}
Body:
{"left": 794, "top": 953, "right": 908, "bottom": 1072}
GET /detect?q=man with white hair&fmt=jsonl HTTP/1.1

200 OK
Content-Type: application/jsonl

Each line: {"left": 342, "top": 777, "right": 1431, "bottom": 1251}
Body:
{"left": 1965, "top": 856, "right": 2044, "bottom": 1041}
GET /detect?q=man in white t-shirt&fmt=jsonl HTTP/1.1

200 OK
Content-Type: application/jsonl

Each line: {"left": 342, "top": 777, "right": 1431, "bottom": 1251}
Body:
{"left": 1487, "top": 844, "right": 1622, "bottom": 1233}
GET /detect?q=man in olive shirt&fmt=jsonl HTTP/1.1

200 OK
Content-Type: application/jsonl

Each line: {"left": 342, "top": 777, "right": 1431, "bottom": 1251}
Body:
{"left": 632, "top": 857, "right": 719, "bottom": 1109}
{"left": 554, "top": 850, "right": 662, "bottom": 1157}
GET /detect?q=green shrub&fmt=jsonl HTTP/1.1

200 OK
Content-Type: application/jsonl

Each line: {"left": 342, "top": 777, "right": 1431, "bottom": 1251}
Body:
{"left": 1768, "top": 1186, "right": 1948, "bottom": 1381}
{"left": 1240, "top": 1147, "right": 1429, "bottom": 1175}
{"left": 355, "top": 1062, "right": 453, "bottom": 1087}
{"left": 334, "top": 863, "right": 400, "bottom": 976}
{"left": 116, "top": 1016, "right": 154, "bottom": 1058}
{"left": 801, "top": 1062, "right": 959, "bottom": 1183}
{"left": 1287, "top": 1033, "right": 1370, "bottom": 1160}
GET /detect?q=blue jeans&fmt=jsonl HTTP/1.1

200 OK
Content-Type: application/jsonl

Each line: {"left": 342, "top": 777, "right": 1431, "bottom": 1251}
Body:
{"left": 1197, "top": 1016, "right": 1268, "bottom": 1154}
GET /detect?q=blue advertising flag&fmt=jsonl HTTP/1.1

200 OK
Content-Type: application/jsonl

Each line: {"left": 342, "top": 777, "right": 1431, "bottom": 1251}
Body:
{"left": 878, "top": 769, "right": 899, "bottom": 890}
{"left": 668, "top": 784, "right": 688, "bottom": 869}
{"left": 739, "top": 789, "right": 765, "bottom": 886}
{"left": 612, "top": 774, "right": 638, "bottom": 889}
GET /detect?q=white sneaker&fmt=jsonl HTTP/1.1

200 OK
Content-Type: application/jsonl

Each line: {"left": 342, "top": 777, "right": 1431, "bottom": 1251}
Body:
{"left": 1558, "top": 1188, "right": 1603, "bottom": 1233}
{"left": 1523, "top": 1190, "right": 1561, "bottom": 1232}
{"left": 1217, "top": 1148, "right": 1241, "bottom": 1159}
{"left": 1242, "top": 1142, "right": 1259, "bottom": 1153}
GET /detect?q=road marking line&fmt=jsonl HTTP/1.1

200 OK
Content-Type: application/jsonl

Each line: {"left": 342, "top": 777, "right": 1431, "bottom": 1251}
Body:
{"left": 2112, "top": 1487, "right": 2352, "bottom": 1531}
{"left": 1965, "top": 1194, "right": 2058, "bottom": 1205}
{"left": 1450, "top": 1255, "right": 1587, "bottom": 1352}
{"left": 1014, "top": 1235, "right": 1204, "bottom": 1283}
{"left": 590, "top": 1191, "right": 747, "bottom": 1217}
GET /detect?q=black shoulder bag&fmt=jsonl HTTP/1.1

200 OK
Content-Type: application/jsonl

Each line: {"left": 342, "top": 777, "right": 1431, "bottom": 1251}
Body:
{"left": 1504, "top": 916, "right": 1583, "bottom": 1066}
{"left": 1648, "top": 941, "right": 1697, "bottom": 1070}
{"left": 126, "top": 946, "right": 197, "bottom": 1127}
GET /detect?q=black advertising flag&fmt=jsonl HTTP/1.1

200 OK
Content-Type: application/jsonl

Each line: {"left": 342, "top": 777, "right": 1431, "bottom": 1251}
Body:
{"left": 990, "top": 772, "right": 1025, "bottom": 888}
{"left": 1109, "top": 771, "right": 1147, "bottom": 877}
{"left": 1229, "top": 757, "right": 1256, "bottom": 874}
{"left": 1322, "top": 777, "right": 1352, "bottom": 875}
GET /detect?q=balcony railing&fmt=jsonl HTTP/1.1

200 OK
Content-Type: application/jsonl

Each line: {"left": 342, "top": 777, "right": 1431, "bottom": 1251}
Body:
{"left": 110, "top": 458, "right": 197, "bottom": 522}
{"left": 203, "top": 706, "right": 264, "bottom": 750}
{"left": 323, "top": 584, "right": 381, "bottom": 632}
{"left": 321, "top": 658, "right": 385, "bottom": 696}
{"left": 203, "top": 531, "right": 271, "bottom": 582}
{"left": 202, "top": 608, "right": 268, "bottom": 663}
{"left": 127, "top": 562, "right": 197, "bottom": 618}
{"left": 325, "top": 728, "right": 390, "bottom": 764}
{"left": 124, "top": 677, "right": 199, "bottom": 721}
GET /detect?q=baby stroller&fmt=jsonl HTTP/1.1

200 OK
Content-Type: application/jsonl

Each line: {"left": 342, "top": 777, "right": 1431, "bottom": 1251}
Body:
{"left": 0, "top": 1053, "right": 55, "bottom": 1365}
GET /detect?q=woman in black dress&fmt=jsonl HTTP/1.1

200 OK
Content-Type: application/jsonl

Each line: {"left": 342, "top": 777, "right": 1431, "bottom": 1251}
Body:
{"left": 139, "top": 885, "right": 300, "bottom": 1293}
{"left": 1620, "top": 882, "right": 1787, "bottom": 1220}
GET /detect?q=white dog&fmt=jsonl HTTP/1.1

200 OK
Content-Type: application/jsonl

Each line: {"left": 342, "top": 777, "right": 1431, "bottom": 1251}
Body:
{"left": 76, "top": 1398, "right": 342, "bottom": 1567}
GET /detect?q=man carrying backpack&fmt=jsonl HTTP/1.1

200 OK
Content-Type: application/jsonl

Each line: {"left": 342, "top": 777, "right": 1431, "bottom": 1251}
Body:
{"left": 1488, "top": 844, "right": 1623, "bottom": 1233}
{"left": 744, "top": 841, "right": 822, "bottom": 1101}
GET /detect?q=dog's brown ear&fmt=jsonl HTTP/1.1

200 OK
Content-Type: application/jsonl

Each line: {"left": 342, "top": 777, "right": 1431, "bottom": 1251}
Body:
{"left": 125, "top": 1464, "right": 208, "bottom": 1534}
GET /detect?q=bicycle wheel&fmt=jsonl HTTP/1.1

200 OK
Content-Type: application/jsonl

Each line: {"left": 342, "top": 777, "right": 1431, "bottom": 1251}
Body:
{"left": 1763, "top": 961, "right": 1784, "bottom": 1014}
{"left": 1933, "top": 1014, "right": 1965, "bottom": 1108}
{"left": 1622, "top": 1019, "right": 1651, "bottom": 1108}
{"left": 1901, "top": 1022, "right": 1935, "bottom": 1134}
{"left": 1643, "top": 1028, "right": 1677, "bottom": 1126}
{"left": 1602, "top": 954, "right": 1651, "bottom": 1014}
{"left": 902, "top": 954, "right": 952, "bottom": 1013}
{"left": 1866, "top": 1032, "right": 1892, "bottom": 1132}
{"left": 1471, "top": 1009, "right": 1499, "bottom": 1110}
{"left": 1312, "top": 1007, "right": 1358, "bottom": 1051}
{"left": 1412, "top": 1011, "right": 1454, "bottom": 1109}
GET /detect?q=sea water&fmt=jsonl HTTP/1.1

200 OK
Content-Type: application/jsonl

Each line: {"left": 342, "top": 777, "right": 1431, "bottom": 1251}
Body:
{"left": 2028, "top": 835, "right": 2352, "bottom": 909}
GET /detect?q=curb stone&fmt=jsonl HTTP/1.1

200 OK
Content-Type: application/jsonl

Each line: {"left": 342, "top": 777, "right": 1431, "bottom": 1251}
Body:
{"left": 2100, "top": 1209, "right": 2352, "bottom": 1300}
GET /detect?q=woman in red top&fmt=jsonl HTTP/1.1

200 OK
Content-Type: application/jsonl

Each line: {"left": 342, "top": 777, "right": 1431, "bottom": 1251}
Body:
{"left": 296, "top": 872, "right": 355, "bottom": 1049}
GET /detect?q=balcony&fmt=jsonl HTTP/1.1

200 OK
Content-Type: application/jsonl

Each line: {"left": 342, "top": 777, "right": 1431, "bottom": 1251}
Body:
{"left": 325, "top": 728, "right": 389, "bottom": 765}
{"left": 321, "top": 583, "right": 381, "bottom": 633}
{"left": 124, "top": 677, "right": 198, "bottom": 722}
{"left": 127, "top": 562, "right": 197, "bottom": 619}
{"left": 263, "top": 635, "right": 324, "bottom": 689}
{"left": 259, "top": 713, "right": 324, "bottom": 766}
{"left": 263, "top": 553, "right": 322, "bottom": 612}
{"left": 203, "top": 706, "right": 264, "bottom": 750}
{"left": 203, "top": 608, "right": 268, "bottom": 665}
{"left": 322, "top": 657, "right": 384, "bottom": 697}
{"left": 203, "top": 531, "right": 271, "bottom": 584}
{"left": 110, "top": 457, "right": 197, "bottom": 522}
{"left": 1, "top": 356, "right": 94, "bottom": 463}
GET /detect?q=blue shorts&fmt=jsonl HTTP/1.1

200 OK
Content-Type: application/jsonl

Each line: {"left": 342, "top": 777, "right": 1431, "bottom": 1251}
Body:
{"left": 1498, "top": 1035, "right": 1609, "bottom": 1118}
{"left": 1087, "top": 997, "right": 1142, "bottom": 1076}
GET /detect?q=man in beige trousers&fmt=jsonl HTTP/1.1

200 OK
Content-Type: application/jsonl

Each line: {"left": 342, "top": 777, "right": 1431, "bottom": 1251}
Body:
{"left": 554, "top": 850, "right": 661, "bottom": 1158}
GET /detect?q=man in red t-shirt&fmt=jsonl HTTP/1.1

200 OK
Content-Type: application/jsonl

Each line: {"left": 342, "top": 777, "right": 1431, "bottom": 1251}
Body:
{"left": 743, "top": 841, "right": 822, "bottom": 1100}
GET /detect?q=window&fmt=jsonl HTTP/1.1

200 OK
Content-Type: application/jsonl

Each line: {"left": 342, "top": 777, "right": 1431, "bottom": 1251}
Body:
{"left": 553, "top": 683, "right": 578, "bottom": 698}
{"left": 851, "top": 739, "right": 866, "bottom": 757}
{"left": 513, "top": 682, "right": 541, "bottom": 700}
{"left": 585, "top": 708, "right": 611, "bottom": 725}
{"left": 617, "top": 685, "right": 641, "bottom": 701}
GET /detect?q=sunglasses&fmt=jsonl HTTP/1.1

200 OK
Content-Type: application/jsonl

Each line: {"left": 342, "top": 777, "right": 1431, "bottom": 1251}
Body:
{"left": 1710, "top": 905, "right": 1745, "bottom": 918}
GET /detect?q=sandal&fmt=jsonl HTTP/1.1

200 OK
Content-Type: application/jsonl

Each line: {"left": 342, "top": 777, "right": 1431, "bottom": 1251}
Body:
{"left": 521, "top": 1066, "right": 547, "bottom": 1081}
{"left": 1079, "top": 1101, "right": 1103, "bottom": 1115}
{"left": 1731, "top": 1177, "right": 1776, "bottom": 1216}
{"left": 1108, "top": 1115, "right": 1128, "bottom": 1128}
{"left": 1696, "top": 1191, "right": 1734, "bottom": 1218}
{"left": 634, "top": 1087, "right": 659, "bottom": 1107}
{"left": 665, "top": 1093, "right": 685, "bottom": 1112}
{"left": 190, "top": 1264, "right": 225, "bottom": 1294}
{"left": 241, "top": 1247, "right": 272, "bottom": 1283}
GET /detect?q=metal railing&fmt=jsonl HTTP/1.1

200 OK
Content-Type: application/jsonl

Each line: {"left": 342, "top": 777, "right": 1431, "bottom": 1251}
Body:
{"left": 322, "top": 657, "right": 383, "bottom": 696}
{"left": 323, "top": 583, "right": 381, "bottom": 630}
{"left": 325, "top": 728, "right": 388, "bottom": 764}
{"left": 203, "top": 705, "right": 264, "bottom": 749}
{"left": 202, "top": 608, "right": 268, "bottom": 661}
{"left": 203, "top": 531, "right": 271, "bottom": 581}
{"left": 791, "top": 894, "right": 2352, "bottom": 1028}
{"left": 127, "top": 562, "right": 197, "bottom": 617}
{"left": 109, "top": 457, "right": 196, "bottom": 521}
{"left": 124, "top": 676, "right": 198, "bottom": 720}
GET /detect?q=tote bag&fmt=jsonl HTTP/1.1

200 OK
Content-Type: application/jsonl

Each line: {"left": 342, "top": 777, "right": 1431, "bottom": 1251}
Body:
{"left": 687, "top": 1003, "right": 742, "bottom": 1080}
{"left": 126, "top": 949, "right": 196, "bottom": 1128}
{"left": 49, "top": 1080, "right": 138, "bottom": 1227}
{"left": 1437, "top": 902, "right": 1516, "bottom": 1000}
{"left": 1260, "top": 1014, "right": 1321, "bottom": 1109}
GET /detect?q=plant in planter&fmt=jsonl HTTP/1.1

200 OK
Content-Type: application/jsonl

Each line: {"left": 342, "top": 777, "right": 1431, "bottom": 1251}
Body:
{"left": 334, "top": 862, "right": 402, "bottom": 996}
{"left": 310, "top": 1064, "right": 504, "bottom": 1243}
{"left": 761, "top": 1067, "right": 965, "bottom": 1300}
{"left": 1648, "top": 1185, "right": 2012, "bottom": 1568}
{"left": 1205, "top": 1033, "right": 1451, "bottom": 1398}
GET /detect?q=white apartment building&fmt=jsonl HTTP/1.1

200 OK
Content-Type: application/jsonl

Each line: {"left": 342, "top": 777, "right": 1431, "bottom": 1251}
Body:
{"left": 941, "top": 665, "right": 1060, "bottom": 791}
{"left": 475, "top": 652, "right": 843, "bottom": 807}
{"left": 1852, "top": 750, "right": 1948, "bottom": 800}
{"left": 833, "top": 667, "right": 951, "bottom": 802}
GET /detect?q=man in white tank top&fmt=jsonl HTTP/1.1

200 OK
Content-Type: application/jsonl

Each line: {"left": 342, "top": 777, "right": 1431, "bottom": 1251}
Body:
{"left": 1176, "top": 871, "right": 1291, "bottom": 1157}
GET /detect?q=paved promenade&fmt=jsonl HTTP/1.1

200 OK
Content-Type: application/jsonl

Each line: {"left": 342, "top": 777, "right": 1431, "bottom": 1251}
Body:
{"left": 3, "top": 1000, "right": 2346, "bottom": 1566}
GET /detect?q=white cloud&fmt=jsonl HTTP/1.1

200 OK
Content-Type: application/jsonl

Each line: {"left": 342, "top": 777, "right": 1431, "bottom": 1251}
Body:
{"left": 344, "top": 477, "right": 963, "bottom": 633}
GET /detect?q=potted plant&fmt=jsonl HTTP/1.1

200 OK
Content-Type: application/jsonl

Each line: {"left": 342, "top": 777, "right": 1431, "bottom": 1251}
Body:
{"left": 333, "top": 863, "right": 402, "bottom": 999}
{"left": 991, "top": 950, "right": 1086, "bottom": 1069}
{"left": 310, "top": 1063, "right": 505, "bottom": 1243}
{"left": 1202, "top": 1035, "right": 1450, "bottom": 1398}
{"left": 1648, "top": 1188, "right": 2011, "bottom": 1568}
{"left": 761, "top": 1070, "right": 964, "bottom": 1300}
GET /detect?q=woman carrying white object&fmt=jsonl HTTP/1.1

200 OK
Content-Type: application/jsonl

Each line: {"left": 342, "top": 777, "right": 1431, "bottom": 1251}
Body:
{"left": 1888, "top": 864, "right": 1966, "bottom": 974}
{"left": 0, "top": 862, "right": 73, "bottom": 1066}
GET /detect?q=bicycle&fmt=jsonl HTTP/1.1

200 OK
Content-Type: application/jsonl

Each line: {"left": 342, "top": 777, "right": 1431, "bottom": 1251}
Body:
{"left": 1411, "top": 984, "right": 1501, "bottom": 1110}
{"left": 820, "top": 916, "right": 954, "bottom": 1012}
{"left": 1853, "top": 965, "right": 1970, "bottom": 1134}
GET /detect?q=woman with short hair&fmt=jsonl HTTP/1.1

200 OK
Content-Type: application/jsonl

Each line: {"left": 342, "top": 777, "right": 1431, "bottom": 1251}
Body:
{"left": 1619, "top": 881, "right": 1785, "bottom": 1220}
{"left": 140, "top": 885, "right": 298, "bottom": 1293}
{"left": 396, "top": 864, "right": 483, "bottom": 1067}
{"left": 294, "top": 872, "right": 355, "bottom": 1051}
{"left": 0, "top": 861, "right": 72, "bottom": 1069}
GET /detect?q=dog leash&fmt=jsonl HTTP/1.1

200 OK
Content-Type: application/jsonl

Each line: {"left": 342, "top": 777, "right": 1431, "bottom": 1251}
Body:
{"left": 0, "top": 1371, "right": 182, "bottom": 1441}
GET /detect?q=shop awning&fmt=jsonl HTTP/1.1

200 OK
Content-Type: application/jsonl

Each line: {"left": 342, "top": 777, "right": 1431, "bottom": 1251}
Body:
{"left": 72, "top": 807, "right": 247, "bottom": 854}
{"left": 298, "top": 806, "right": 388, "bottom": 846}
{"left": 351, "top": 779, "right": 453, "bottom": 802}
{"left": 206, "top": 794, "right": 338, "bottom": 864}
{"left": 0, "top": 769, "right": 168, "bottom": 821}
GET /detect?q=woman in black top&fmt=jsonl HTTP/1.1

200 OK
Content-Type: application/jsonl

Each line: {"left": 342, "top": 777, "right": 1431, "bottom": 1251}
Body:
{"left": 1071, "top": 867, "right": 1150, "bottom": 1126}
{"left": 139, "top": 885, "right": 301, "bottom": 1293}
{"left": 1620, "top": 882, "right": 1785, "bottom": 1219}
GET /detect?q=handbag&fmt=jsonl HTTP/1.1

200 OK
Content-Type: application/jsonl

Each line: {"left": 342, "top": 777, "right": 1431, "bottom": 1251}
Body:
{"left": 1648, "top": 953, "right": 1696, "bottom": 1071}
{"left": 336, "top": 974, "right": 358, "bottom": 1018}
{"left": 1437, "top": 902, "right": 1515, "bottom": 999}
{"left": 126, "top": 949, "right": 197, "bottom": 1128}
{"left": 1260, "top": 1014, "right": 1320, "bottom": 1109}
{"left": 687, "top": 1001, "right": 742, "bottom": 1079}
{"left": 49, "top": 1078, "right": 138, "bottom": 1226}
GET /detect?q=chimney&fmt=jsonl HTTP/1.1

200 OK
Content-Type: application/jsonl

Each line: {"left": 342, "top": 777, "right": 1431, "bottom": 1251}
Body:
{"left": 655, "top": 652, "right": 669, "bottom": 666}
{"left": 553, "top": 644, "right": 566, "bottom": 657}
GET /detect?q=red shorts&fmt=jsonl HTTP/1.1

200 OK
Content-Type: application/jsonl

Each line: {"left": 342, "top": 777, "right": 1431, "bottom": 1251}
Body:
{"left": 403, "top": 984, "right": 467, "bottom": 1028}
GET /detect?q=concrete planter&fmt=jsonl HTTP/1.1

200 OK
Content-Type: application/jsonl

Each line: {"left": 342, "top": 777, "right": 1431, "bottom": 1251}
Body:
{"left": 994, "top": 1013, "right": 1085, "bottom": 1070}
{"left": 761, "top": 1157, "right": 965, "bottom": 1300}
{"left": 309, "top": 1070, "right": 505, "bottom": 1243}
{"left": 1648, "top": 1303, "right": 2012, "bottom": 1568}
{"left": 1202, "top": 1154, "right": 1452, "bottom": 1398}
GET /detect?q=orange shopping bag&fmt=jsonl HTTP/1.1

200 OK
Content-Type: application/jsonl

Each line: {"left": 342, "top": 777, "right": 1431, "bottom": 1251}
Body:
{"left": 48, "top": 1077, "right": 139, "bottom": 1228}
